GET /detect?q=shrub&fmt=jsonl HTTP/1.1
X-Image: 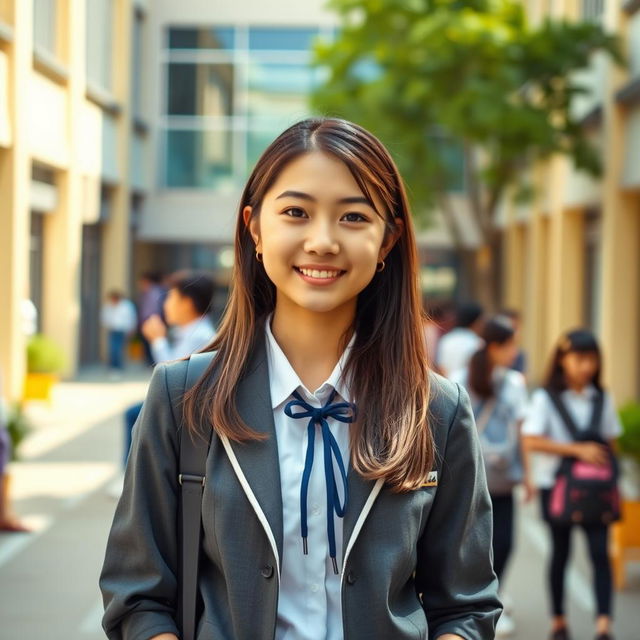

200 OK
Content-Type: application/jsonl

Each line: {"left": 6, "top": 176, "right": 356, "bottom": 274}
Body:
{"left": 26, "top": 334, "right": 66, "bottom": 374}
{"left": 618, "top": 402, "right": 640, "bottom": 466}
{"left": 6, "top": 402, "right": 32, "bottom": 461}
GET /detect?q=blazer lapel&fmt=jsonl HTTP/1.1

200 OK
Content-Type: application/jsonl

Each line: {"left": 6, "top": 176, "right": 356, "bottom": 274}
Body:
{"left": 226, "top": 336, "right": 284, "bottom": 562}
{"left": 343, "top": 462, "right": 380, "bottom": 558}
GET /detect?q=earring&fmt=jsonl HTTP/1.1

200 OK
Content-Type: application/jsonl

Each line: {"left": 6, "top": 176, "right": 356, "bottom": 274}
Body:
{"left": 255, "top": 251, "right": 263, "bottom": 263}
{"left": 376, "top": 260, "right": 386, "bottom": 272}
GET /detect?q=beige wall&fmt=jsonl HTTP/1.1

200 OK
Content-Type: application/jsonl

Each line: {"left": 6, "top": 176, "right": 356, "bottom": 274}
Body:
{"left": 0, "top": 0, "right": 139, "bottom": 398}
{"left": 501, "top": 1, "right": 640, "bottom": 402}
{"left": 0, "top": 0, "right": 32, "bottom": 399}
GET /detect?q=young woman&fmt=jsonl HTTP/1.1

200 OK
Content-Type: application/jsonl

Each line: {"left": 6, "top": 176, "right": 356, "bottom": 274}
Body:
{"left": 522, "top": 330, "right": 622, "bottom": 640}
{"left": 451, "top": 315, "right": 532, "bottom": 638}
{"left": 100, "top": 118, "right": 500, "bottom": 640}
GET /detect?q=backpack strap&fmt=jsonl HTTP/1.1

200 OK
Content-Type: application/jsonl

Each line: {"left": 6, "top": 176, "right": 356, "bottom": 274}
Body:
{"left": 179, "top": 352, "right": 215, "bottom": 640}
{"left": 545, "top": 387, "right": 605, "bottom": 442}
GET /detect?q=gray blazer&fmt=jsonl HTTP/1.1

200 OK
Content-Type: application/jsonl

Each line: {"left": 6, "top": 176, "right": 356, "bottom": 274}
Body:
{"left": 100, "top": 340, "right": 501, "bottom": 640}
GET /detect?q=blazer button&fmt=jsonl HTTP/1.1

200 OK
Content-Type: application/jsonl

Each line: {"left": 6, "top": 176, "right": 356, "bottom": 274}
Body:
{"left": 260, "top": 565, "right": 274, "bottom": 579}
{"left": 346, "top": 571, "right": 356, "bottom": 585}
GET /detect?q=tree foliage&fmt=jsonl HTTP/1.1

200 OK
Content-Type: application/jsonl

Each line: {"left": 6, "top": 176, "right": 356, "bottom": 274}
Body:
{"left": 312, "top": 0, "right": 623, "bottom": 238}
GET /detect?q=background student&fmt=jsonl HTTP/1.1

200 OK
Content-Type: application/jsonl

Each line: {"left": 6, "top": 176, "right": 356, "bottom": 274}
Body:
{"left": 522, "top": 329, "right": 622, "bottom": 640}
{"left": 452, "top": 314, "right": 532, "bottom": 638}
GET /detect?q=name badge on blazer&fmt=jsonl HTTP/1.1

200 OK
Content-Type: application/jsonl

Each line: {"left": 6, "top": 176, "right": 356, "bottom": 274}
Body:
{"left": 420, "top": 471, "right": 438, "bottom": 488}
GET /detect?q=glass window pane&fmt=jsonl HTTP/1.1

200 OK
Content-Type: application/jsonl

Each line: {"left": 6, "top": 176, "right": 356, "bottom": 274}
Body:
{"left": 132, "top": 13, "right": 144, "bottom": 117}
{"left": 167, "top": 63, "right": 234, "bottom": 117}
{"left": 248, "top": 27, "right": 318, "bottom": 51}
{"left": 168, "top": 27, "right": 235, "bottom": 50}
{"left": 86, "top": 0, "right": 113, "bottom": 89}
{"left": 34, "top": 0, "right": 56, "bottom": 55}
{"left": 246, "top": 127, "right": 284, "bottom": 174}
{"left": 165, "top": 129, "right": 233, "bottom": 188}
{"left": 247, "top": 62, "right": 315, "bottom": 119}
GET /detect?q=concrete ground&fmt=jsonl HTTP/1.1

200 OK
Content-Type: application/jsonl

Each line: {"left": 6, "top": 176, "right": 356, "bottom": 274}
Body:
{"left": 0, "top": 367, "right": 638, "bottom": 640}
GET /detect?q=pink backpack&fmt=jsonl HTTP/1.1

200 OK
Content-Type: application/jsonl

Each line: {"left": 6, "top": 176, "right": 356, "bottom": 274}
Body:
{"left": 546, "top": 389, "right": 620, "bottom": 526}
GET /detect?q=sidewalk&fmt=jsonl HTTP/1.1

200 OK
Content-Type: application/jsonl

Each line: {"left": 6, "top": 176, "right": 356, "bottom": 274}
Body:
{"left": 0, "top": 365, "right": 151, "bottom": 640}
{"left": 0, "top": 368, "right": 638, "bottom": 639}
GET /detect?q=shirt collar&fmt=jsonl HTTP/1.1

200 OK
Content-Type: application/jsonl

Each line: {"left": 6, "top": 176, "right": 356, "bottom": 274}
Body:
{"left": 264, "top": 315, "right": 355, "bottom": 409}
{"left": 565, "top": 383, "right": 598, "bottom": 399}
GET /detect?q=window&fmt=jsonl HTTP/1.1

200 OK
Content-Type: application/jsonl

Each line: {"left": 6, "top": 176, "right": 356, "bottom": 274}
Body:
{"left": 247, "top": 61, "right": 316, "bottom": 119}
{"left": 165, "top": 129, "right": 233, "bottom": 188}
{"left": 167, "top": 63, "right": 234, "bottom": 117}
{"left": 132, "top": 9, "right": 145, "bottom": 118}
{"left": 162, "top": 25, "right": 327, "bottom": 188}
{"left": 581, "top": 0, "right": 604, "bottom": 22}
{"left": 168, "top": 27, "right": 235, "bottom": 51}
{"left": 86, "top": 0, "right": 113, "bottom": 90}
{"left": 584, "top": 211, "right": 602, "bottom": 332}
{"left": 248, "top": 27, "right": 319, "bottom": 51}
{"left": 33, "top": 0, "right": 57, "bottom": 57}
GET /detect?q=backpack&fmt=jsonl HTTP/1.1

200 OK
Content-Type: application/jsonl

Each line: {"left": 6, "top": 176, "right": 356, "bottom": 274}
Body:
{"left": 546, "top": 388, "right": 620, "bottom": 527}
{"left": 474, "top": 377, "right": 523, "bottom": 496}
{"left": 177, "top": 352, "right": 215, "bottom": 640}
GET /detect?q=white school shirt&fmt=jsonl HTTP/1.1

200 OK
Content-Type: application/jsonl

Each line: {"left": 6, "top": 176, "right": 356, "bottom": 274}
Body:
{"left": 450, "top": 366, "right": 529, "bottom": 423}
{"left": 436, "top": 328, "right": 483, "bottom": 378}
{"left": 521, "top": 385, "right": 623, "bottom": 489}
{"left": 150, "top": 316, "right": 215, "bottom": 363}
{"left": 264, "top": 318, "right": 354, "bottom": 640}
{"left": 101, "top": 299, "right": 137, "bottom": 333}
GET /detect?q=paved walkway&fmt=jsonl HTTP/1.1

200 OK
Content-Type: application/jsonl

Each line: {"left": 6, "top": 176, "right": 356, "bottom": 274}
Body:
{"left": 0, "top": 368, "right": 638, "bottom": 639}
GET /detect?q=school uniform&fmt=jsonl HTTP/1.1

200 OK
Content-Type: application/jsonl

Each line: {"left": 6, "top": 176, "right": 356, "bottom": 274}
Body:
{"left": 450, "top": 367, "right": 528, "bottom": 582}
{"left": 522, "top": 385, "right": 623, "bottom": 618}
{"left": 100, "top": 331, "right": 501, "bottom": 640}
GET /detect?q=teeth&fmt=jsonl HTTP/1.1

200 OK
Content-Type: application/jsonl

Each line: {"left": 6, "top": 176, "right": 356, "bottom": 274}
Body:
{"left": 299, "top": 268, "right": 341, "bottom": 279}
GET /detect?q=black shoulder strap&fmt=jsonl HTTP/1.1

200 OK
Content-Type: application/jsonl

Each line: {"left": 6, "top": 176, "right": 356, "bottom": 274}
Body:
{"left": 588, "top": 389, "right": 605, "bottom": 438}
{"left": 545, "top": 387, "right": 605, "bottom": 442}
{"left": 179, "top": 352, "right": 215, "bottom": 640}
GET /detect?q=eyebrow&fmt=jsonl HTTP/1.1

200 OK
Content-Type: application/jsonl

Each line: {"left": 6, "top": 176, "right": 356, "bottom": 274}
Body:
{"left": 275, "top": 190, "right": 375, "bottom": 208}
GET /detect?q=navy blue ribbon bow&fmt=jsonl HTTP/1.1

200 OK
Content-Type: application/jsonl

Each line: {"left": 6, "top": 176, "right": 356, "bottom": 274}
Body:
{"left": 284, "top": 389, "right": 357, "bottom": 574}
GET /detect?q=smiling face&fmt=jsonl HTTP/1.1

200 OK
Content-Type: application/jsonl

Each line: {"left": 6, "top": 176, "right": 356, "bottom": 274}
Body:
{"left": 245, "top": 151, "right": 400, "bottom": 319}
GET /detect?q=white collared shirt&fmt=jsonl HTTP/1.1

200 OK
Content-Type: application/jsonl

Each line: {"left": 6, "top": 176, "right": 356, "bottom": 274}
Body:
{"left": 436, "top": 328, "right": 483, "bottom": 378}
{"left": 522, "top": 384, "right": 623, "bottom": 488}
{"left": 264, "top": 318, "right": 354, "bottom": 640}
{"left": 150, "top": 316, "right": 215, "bottom": 363}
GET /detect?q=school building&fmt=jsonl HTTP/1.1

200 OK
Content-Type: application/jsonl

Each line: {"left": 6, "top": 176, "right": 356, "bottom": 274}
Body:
{"left": 501, "top": 0, "right": 640, "bottom": 403}
{"left": 0, "top": 0, "right": 148, "bottom": 399}
{"left": 1, "top": 0, "right": 638, "bottom": 407}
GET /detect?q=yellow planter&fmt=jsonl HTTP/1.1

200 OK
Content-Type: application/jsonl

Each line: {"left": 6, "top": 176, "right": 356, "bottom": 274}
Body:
{"left": 23, "top": 372, "right": 58, "bottom": 402}
{"left": 128, "top": 341, "right": 144, "bottom": 361}
{"left": 612, "top": 499, "right": 640, "bottom": 590}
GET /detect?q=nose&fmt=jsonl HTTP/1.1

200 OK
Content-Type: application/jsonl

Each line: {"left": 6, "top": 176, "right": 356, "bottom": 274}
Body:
{"left": 303, "top": 217, "right": 339, "bottom": 255}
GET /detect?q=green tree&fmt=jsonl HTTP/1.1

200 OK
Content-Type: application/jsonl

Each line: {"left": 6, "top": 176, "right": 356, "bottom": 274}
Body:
{"left": 312, "top": 0, "right": 623, "bottom": 305}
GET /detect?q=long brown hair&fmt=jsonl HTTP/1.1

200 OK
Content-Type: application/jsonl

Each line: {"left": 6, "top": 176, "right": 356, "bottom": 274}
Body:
{"left": 184, "top": 118, "right": 434, "bottom": 492}
{"left": 468, "top": 315, "right": 515, "bottom": 399}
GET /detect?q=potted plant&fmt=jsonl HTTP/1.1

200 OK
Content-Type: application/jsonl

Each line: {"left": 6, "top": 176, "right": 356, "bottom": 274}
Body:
{"left": 618, "top": 402, "right": 640, "bottom": 498}
{"left": 612, "top": 401, "right": 640, "bottom": 589}
{"left": 23, "top": 334, "right": 66, "bottom": 401}
{"left": 6, "top": 402, "right": 32, "bottom": 461}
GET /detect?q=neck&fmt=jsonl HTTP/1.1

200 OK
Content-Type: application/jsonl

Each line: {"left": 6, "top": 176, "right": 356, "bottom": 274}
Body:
{"left": 271, "top": 297, "right": 355, "bottom": 391}
{"left": 566, "top": 381, "right": 588, "bottom": 393}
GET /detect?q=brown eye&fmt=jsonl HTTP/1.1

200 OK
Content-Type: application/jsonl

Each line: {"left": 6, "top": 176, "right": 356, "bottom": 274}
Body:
{"left": 283, "top": 207, "right": 307, "bottom": 218}
{"left": 342, "top": 212, "right": 368, "bottom": 223}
